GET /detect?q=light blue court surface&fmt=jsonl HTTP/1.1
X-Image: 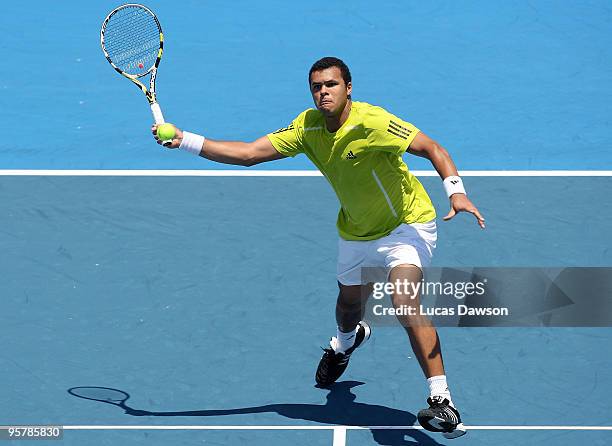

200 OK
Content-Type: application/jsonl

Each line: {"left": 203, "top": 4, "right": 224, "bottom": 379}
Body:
{"left": 1, "top": 1, "right": 612, "bottom": 445}
{"left": 0, "top": 0, "right": 610, "bottom": 170}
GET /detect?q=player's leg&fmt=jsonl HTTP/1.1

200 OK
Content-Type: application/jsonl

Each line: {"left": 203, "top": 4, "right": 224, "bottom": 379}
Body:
{"left": 388, "top": 264, "right": 465, "bottom": 438}
{"left": 335, "top": 282, "right": 373, "bottom": 353}
{"left": 337, "top": 282, "right": 378, "bottom": 335}
{"left": 388, "top": 264, "right": 444, "bottom": 377}
{"left": 336, "top": 282, "right": 363, "bottom": 332}
{"left": 315, "top": 240, "right": 373, "bottom": 387}
{"left": 315, "top": 283, "right": 372, "bottom": 386}
{"left": 378, "top": 222, "right": 466, "bottom": 438}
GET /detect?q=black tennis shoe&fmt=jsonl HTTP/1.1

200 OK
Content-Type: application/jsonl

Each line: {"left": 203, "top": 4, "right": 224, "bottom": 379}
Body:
{"left": 315, "top": 321, "right": 371, "bottom": 387}
{"left": 417, "top": 396, "right": 467, "bottom": 439}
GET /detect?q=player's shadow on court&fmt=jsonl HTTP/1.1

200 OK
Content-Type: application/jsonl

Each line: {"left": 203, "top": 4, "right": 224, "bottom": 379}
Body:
{"left": 68, "top": 382, "right": 441, "bottom": 445}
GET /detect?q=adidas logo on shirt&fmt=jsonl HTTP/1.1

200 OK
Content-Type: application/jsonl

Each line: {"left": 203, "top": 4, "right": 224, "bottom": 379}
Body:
{"left": 346, "top": 151, "right": 357, "bottom": 160}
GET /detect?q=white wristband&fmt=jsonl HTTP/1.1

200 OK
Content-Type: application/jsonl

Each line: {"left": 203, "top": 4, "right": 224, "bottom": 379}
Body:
{"left": 443, "top": 175, "right": 467, "bottom": 198}
{"left": 179, "top": 131, "right": 206, "bottom": 156}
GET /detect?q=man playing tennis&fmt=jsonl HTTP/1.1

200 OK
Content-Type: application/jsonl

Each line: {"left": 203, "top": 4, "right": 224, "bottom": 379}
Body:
{"left": 152, "top": 57, "right": 484, "bottom": 439}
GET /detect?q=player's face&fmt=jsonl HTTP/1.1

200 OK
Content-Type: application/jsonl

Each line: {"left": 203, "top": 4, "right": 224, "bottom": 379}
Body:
{"left": 310, "top": 67, "right": 352, "bottom": 116}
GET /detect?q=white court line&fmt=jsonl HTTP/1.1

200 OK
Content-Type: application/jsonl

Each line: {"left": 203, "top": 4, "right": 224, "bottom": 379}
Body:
{"left": 6, "top": 424, "right": 609, "bottom": 446}
{"left": 333, "top": 426, "right": 347, "bottom": 446}
{"left": 58, "top": 424, "right": 612, "bottom": 430}
{"left": 0, "top": 170, "right": 611, "bottom": 177}
{"left": 4, "top": 424, "right": 611, "bottom": 446}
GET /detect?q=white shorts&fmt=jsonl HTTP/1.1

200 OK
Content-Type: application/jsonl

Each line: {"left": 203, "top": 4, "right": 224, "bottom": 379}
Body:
{"left": 337, "top": 220, "right": 437, "bottom": 286}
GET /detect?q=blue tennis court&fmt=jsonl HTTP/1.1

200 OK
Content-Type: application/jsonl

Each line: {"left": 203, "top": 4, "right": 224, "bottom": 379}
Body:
{"left": 1, "top": 1, "right": 611, "bottom": 445}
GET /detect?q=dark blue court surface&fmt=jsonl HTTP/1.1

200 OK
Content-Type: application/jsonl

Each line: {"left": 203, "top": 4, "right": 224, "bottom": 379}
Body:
{"left": 1, "top": 177, "right": 611, "bottom": 445}
{"left": 1, "top": 0, "right": 611, "bottom": 445}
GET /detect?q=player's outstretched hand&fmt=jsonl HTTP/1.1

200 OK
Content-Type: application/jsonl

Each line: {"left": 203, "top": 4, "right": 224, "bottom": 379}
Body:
{"left": 443, "top": 194, "right": 486, "bottom": 229}
{"left": 151, "top": 124, "right": 183, "bottom": 149}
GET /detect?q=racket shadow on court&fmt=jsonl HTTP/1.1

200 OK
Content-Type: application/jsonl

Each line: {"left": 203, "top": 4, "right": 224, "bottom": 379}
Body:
{"left": 68, "top": 382, "right": 441, "bottom": 446}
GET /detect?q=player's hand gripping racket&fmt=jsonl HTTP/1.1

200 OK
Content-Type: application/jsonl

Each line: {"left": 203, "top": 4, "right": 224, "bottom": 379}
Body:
{"left": 100, "top": 3, "right": 174, "bottom": 145}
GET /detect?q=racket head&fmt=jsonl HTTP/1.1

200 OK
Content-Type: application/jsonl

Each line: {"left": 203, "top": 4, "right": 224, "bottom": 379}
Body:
{"left": 68, "top": 386, "right": 130, "bottom": 406}
{"left": 100, "top": 3, "right": 163, "bottom": 78}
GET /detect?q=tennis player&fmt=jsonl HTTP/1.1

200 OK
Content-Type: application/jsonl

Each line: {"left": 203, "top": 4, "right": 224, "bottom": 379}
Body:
{"left": 152, "top": 57, "right": 484, "bottom": 439}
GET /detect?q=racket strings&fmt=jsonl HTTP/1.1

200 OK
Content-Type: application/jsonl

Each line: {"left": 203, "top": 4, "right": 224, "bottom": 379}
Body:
{"left": 103, "top": 6, "right": 161, "bottom": 76}
{"left": 104, "top": 9, "right": 158, "bottom": 53}
{"left": 105, "top": 11, "right": 156, "bottom": 50}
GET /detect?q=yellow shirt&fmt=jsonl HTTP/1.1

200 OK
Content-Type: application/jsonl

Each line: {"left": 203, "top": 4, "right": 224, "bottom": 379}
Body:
{"left": 267, "top": 101, "right": 436, "bottom": 241}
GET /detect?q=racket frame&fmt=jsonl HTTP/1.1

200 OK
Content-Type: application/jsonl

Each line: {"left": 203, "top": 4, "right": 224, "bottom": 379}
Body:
{"left": 100, "top": 3, "right": 166, "bottom": 124}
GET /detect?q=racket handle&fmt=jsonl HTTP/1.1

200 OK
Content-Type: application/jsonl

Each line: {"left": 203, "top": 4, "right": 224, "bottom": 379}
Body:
{"left": 150, "top": 102, "right": 165, "bottom": 124}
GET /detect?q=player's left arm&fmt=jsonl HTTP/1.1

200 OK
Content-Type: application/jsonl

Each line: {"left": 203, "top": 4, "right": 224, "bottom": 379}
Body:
{"left": 408, "top": 131, "right": 485, "bottom": 229}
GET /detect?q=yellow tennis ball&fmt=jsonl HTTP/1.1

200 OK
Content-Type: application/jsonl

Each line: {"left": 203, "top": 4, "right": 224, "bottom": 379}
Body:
{"left": 157, "top": 123, "right": 176, "bottom": 141}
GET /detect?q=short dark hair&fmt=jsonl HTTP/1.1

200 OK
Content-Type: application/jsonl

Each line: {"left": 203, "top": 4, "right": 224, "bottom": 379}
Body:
{"left": 308, "top": 57, "right": 352, "bottom": 86}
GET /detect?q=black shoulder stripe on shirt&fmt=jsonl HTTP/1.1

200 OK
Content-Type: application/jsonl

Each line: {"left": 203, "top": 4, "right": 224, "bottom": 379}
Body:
{"left": 389, "top": 121, "right": 412, "bottom": 136}
{"left": 389, "top": 120, "right": 408, "bottom": 130}
{"left": 388, "top": 126, "right": 411, "bottom": 138}
{"left": 387, "top": 128, "right": 408, "bottom": 140}
{"left": 272, "top": 124, "right": 295, "bottom": 134}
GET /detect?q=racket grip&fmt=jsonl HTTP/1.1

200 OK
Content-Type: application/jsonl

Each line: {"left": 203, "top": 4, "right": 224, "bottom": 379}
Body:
{"left": 151, "top": 102, "right": 165, "bottom": 124}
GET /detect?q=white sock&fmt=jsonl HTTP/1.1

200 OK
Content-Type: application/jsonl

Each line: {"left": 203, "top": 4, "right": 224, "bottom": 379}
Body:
{"left": 427, "top": 375, "right": 454, "bottom": 407}
{"left": 334, "top": 326, "right": 358, "bottom": 353}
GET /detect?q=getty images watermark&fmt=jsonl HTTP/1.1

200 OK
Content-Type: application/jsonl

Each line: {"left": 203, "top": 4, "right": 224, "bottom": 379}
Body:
{"left": 370, "top": 276, "right": 509, "bottom": 318}
{"left": 361, "top": 267, "right": 612, "bottom": 327}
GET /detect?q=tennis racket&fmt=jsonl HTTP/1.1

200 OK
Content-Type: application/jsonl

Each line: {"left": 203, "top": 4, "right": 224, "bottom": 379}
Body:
{"left": 100, "top": 4, "right": 171, "bottom": 140}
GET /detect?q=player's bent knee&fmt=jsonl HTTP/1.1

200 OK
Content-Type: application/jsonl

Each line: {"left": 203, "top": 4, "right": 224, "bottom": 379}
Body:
{"left": 389, "top": 263, "right": 423, "bottom": 279}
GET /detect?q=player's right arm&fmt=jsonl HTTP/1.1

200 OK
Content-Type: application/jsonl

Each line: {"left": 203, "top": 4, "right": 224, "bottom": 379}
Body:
{"left": 151, "top": 125, "right": 285, "bottom": 166}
